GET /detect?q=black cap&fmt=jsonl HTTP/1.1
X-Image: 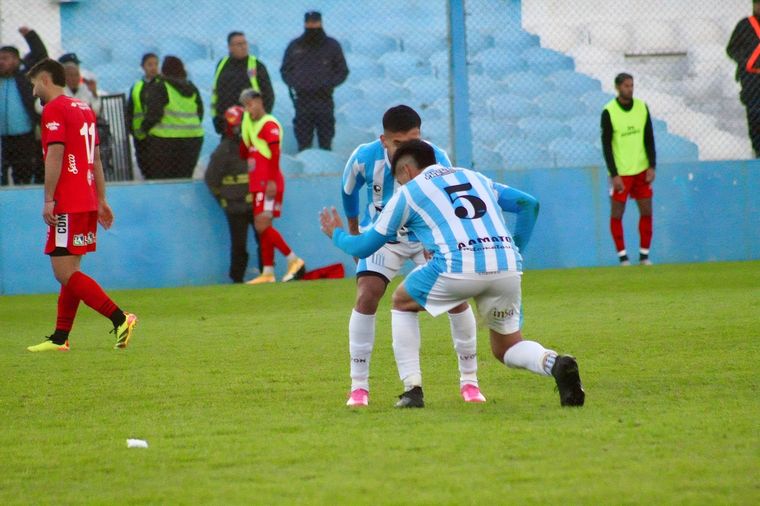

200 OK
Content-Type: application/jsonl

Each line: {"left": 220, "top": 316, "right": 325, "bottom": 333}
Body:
{"left": 0, "top": 46, "right": 20, "bottom": 57}
{"left": 58, "top": 52, "right": 80, "bottom": 65}
{"left": 304, "top": 11, "right": 322, "bottom": 22}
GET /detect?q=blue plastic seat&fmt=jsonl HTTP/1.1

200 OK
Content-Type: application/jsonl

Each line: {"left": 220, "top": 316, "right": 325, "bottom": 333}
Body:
{"left": 429, "top": 49, "right": 450, "bottom": 79}
{"left": 470, "top": 118, "right": 523, "bottom": 148}
{"left": 549, "top": 138, "right": 602, "bottom": 167}
{"left": 356, "top": 79, "right": 411, "bottom": 105}
{"left": 402, "top": 33, "right": 448, "bottom": 60}
{"left": 545, "top": 70, "right": 601, "bottom": 95}
{"left": 535, "top": 91, "right": 586, "bottom": 119}
{"left": 158, "top": 36, "right": 208, "bottom": 62}
{"left": 580, "top": 90, "right": 616, "bottom": 113}
{"left": 473, "top": 48, "right": 526, "bottom": 80}
{"left": 658, "top": 134, "right": 699, "bottom": 162}
{"left": 503, "top": 71, "right": 554, "bottom": 99}
{"left": 486, "top": 93, "right": 539, "bottom": 120}
{"left": 347, "top": 31, "right": 399, "bottom": 58}
{"left": 185, "top": 60, "right": 216, "bottom": 91}
{"left": 280, "top": 125, "right": 299, "bottom": 156}
{"left": 517, "top": 117, "right": 572, "bottom": 144}
{"left": 296, "top": 148, "right": 347, "bottom": 175}
{"left": 379, "top": 52, "right": 430, "bottom": 84}
{"left": 110, "top": 40, "right": 160, "bottom": 65}
{"left": 338, "top": 100, "right": 384, "bottom": 130}
{"left": 468, "top": 74, "right": 505, "bottom": 98}
{"left": 345, "top": 53, "right": 385, "bottom": 80}
{"left": 492, "top": 30, "right": 540, "bottom": 52}
{"left": 280, "top": 155, "right": 304, "bottom": 176}
{"left": 495, "top": 138, "right": 553, "bottom": 169}
{"left": 521, "top": 46, "right": 575, "bottom": 73}
{"left": 92, "top": 62, "right": 141, "bottom": 94}
{"left": 332, "top": 125, "right": 375, "bottom": 157}
{"left": 564, "top": 114, "right": 601, "bottom": 142}
{"left": 403, "top": 76, "right": 448, "bottom": 107}
{"left": 421, "top": 118, "right": 450, "bottom": 150}
{"left": 467, "top": 30, "right": 494, "bottom": 54}
{"left": 65, "top": 38, "right": 112, "bottom": 66}
{"left": 334, "top": 85, "right": 365, "bottom": 106}
{"left": 471, "top": 143, "right": 505, "bottom": 171}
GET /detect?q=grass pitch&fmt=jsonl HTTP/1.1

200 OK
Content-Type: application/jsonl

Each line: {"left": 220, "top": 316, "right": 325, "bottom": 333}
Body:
{"left": 1, "top": 261, "right": 758, "bottom": 504}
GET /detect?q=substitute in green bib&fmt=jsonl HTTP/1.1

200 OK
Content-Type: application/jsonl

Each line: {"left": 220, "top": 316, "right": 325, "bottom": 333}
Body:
{"left": 601, "top": 72, "right": 657, "bottom": 266}
{"left": 138, "top": 56, "right": 204, "bottom": 179}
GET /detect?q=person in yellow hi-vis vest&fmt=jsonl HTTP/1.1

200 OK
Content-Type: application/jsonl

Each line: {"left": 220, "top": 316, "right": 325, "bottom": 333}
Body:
{"left": 239, "top": 88, "right": 305, "bottom": 285}
{"left": 126, "top": 52, "right": 159, "bottom": 177}
{"left": 138, "top": 56, "right": 203, "bottom": 179}
{"left": 601, "top": 72, "right": 656, "bottom": 266}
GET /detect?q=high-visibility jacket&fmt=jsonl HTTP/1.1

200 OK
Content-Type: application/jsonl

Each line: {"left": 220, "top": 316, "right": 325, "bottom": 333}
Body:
{"left": 604, "top": 98, "right": 650, "bottom": 176}
{"left": 241, "top": 113, "right": 282, "bottom": 159}
{"left": 149, "top": 82, "right": 204, "bottom": 138}
{"left": 211, "top": 56, "right": 260, "bottom": 117}
{"left": 746, "top": 16, "right": 760, "bottom": 74}
{"left": 130, "top": 79, "right": 147, "bottom": 139}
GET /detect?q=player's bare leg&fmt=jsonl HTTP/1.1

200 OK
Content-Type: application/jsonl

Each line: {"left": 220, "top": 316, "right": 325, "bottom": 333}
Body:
{"left": 490, "top": 329, "right": 584, "bottom": 407}
{"left": 636, "top": 197, "right": 653, "bottom": 265}
{"left": 346, "top": 275, "right": 387, "bottom": 407}
{"left": 610, "top": 199, "right": 629, "bottom": 265}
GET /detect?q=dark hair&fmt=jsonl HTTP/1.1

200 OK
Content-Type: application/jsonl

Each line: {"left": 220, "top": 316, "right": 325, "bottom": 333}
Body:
{"left": 382, "top": 105, "right": 421, "bottom": 133}
{"left": 161, "top": 55, "right": 186, "bottom": 79}
{"left": 27, "top": 58, "right": 66, "bottom": 87}
{"left": 141, "top": 52, "right": 158, "bottom": 66}
{"left": 0, "top": 46, "right": 20, "bottom": 58}
{"left": 227, "top": 31, "right": 245, "bottom": 45}
{"left": 615, "top": 72, "right": 633, "bottom": 86}
{"left": 390, "top": 139, "right": 437, "bottom": 176}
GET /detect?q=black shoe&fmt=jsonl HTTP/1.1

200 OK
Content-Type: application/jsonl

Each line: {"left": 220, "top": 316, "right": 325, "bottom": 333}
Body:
{"left": 395, "top": 386, "right": 424, "bottom": 408}
{"left": 551, "top": 355, "right": 585, "bottom": 407}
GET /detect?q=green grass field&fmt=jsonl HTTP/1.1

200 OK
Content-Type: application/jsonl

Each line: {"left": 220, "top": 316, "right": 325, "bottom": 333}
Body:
{"left": 1, "top": 261, "right": 758, "bottom": 504}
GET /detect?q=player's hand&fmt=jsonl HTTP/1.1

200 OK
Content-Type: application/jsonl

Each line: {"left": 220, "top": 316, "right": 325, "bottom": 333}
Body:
{"left": 265, "top": 180, "right": 277, "bottom": 198}
{"left": 98, "top": 200, "right": 114, "bottom": 229}
{"left": 42, "top": 201, "right": 56, "bottom": 226}
{"left": 83, "top": 78, "right": 98, "bottom": 95}
{"left": 645, "top": 167, "right": 655, "bottom": 183}
{"left": 423, "top": 249, "right": 433, "bottom": 261}
{"left": 18, "top": 26, "right": 31, "bottom": 36}
{"left": 612, "top": 175, "right": 624, "bottom": 193}
{"left": 319, "top": 206, "right": 343, "bottom": 239}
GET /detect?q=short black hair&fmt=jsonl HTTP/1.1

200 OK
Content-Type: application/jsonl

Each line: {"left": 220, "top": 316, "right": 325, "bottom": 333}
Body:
{"left": 390, "top": 139, "right": 437, "bottom": 176}
{"left": 0, "top": 46, "right": 20, "bottom": 58}
{"left": 382, "top": 105, "right": 421, "bottom": 134}
{"left": 27, "top": 58, "right": 66, "bottom": 87}
{"left": 141, "top": 52, "right": 158, "bottom": 66}
{"left": 227, "top": 31, "right": 245, "bottom": 45}
{"left": 615, "top": 72, "right": 633, "bottom": 86}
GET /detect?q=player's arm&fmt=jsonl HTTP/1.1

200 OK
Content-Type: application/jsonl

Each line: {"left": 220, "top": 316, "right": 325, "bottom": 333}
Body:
{"left": 341, "top": 154, "right": 364, "bottom": 235}
{"left": 93, "top": 146, "right": 114, "bottom": 229}
{"left": 643, "top": 105, "right": 656, "bottom": 183}
{"left": 263, "top": 121, "right": 281, "bottom": 197}
{"left": 319, "top": 207, "right": 391, "bottom": 258}
{"left": 493, "top": 183, "right": 539, "bottom": 252}
{"left": 42, "top": 143, "right": 64, "bottom": 226}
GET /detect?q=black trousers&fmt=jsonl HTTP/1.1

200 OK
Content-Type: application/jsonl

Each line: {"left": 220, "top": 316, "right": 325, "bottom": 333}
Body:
{"left": 226, "top": 212, "right": 261, "bottom": 283}
{"left": 133, "top": 137, "right": 149, "bottom": 176}
{"left": 293, "top": 97, "right": 335, "bottom": 151}
{"left": 141, "top": 136, "right": 203, "bottom": 179}
{"left": 1, "top": 132, "right": 43, "bottom": 185}
{"left": 746, "top": 100, "right": 760, "bottom": 157}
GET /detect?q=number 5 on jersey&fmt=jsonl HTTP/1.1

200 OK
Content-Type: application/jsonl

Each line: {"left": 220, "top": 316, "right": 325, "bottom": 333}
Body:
{"left": 444, "top": 183, "right": 487, "bottom": 219}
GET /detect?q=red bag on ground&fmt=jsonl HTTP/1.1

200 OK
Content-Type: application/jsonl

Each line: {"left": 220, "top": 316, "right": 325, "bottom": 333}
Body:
{"left": 301, "top": 263, "right": 345, "bottom": 280}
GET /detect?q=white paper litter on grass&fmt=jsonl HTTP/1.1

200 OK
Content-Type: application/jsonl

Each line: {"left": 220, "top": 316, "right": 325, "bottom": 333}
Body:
{"left": 126, "top": 439, "right": 149, "bottom": 448}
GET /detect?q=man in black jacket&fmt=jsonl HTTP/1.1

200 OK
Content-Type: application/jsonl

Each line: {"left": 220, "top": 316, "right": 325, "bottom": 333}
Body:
{"left": 727, "top": 0, "right": 760, "bottom": 157}
{"left": 0, "top": 26, "right": 47, "bottom": 185}
{"left": 281, "top": 11, "right": 349, "bottom": 151}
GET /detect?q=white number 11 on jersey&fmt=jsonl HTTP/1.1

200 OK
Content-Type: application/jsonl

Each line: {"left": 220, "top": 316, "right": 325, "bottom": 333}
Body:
{"left": 79, "top": 122, "right": 96, "bottom": 164}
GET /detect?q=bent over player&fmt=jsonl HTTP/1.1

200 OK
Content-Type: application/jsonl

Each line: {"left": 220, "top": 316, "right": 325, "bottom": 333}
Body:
{"left": 239, "top": 88, "right": 305, "bottom": 284}
{"left": 26, "top": 58, "right": 137, "bottom": 352}
{"left": 341, "top": 105, "right": 486, "bottom": 407}
{"left": 322, "top": 140, "right": 584, "bottom": 408}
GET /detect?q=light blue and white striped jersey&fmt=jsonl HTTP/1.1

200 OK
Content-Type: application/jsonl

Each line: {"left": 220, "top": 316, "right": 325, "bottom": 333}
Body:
{"left": 373, "top": 165, "right": 523, "bottom": 274}
{"left": 341, "top": 139, "right": 451, "bottom": 230}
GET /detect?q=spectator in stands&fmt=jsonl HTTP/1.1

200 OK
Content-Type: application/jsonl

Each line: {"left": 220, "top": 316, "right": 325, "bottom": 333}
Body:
{"left": 727, "top": 0, "right": 760, "bottom": 157}
{"left": 211, "top": 31, "right": 274, "bottom": 137}
{"left": 601, "top": 73, "right": 656, "bottom": 267}
{"left": 0, "top": 26, "right": 47, "bottom": 185}
{"left": 204, "top": 105, "right": 261, "bottom": 283}
{"left": 126, "top": 52, "right": 159, "bottom": 176}
{"left": 280, "top": 11, "right": 349, "bottom": 151}
{"left": 59, "top": 53, "right": 101, "bottom": 115}
{"left": 138, "top": 55, "right": 204, "bottom": 179}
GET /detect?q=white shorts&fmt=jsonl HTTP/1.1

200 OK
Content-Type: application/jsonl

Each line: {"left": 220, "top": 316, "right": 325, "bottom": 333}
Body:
{"left": 356, "top": 241, "right": 426, "bottom": 282}
{"left": 404, "top": 265, "right": 522, "bottom": 334}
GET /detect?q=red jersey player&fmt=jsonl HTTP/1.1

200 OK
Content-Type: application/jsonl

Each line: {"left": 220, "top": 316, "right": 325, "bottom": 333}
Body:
{"left": 26, "top": 58, "right": 137, "bottom": 352}
{"left": 238, "top": 88, "right": 305, "bottom": 284}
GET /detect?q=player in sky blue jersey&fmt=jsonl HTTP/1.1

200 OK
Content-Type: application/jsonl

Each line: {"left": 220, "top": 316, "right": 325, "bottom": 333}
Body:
{"left": 322, "top": 140, "right": 585, "bottom": 408}
{"left": 338, "top": 106, "right": 486, "bottom": 407}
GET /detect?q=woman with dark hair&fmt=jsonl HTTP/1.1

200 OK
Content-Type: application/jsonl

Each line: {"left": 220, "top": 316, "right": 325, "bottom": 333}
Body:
{"left": 138, "top": 55, "right": 204, "bottom": 179}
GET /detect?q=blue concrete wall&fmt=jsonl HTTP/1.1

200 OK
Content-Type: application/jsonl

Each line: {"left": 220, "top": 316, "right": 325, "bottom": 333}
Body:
{"left": 2, "top": 160, "right": 758, "bottom": 295}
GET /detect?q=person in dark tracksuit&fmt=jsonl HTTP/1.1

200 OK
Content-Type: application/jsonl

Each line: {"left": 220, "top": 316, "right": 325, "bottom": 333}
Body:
{"left": 280, "top": 11, "right": 349, "bottom": 151}
{"left": 727, "top": 0, "right": 760, "bottom": 157}
{"left": 205, "top": 105, "right": 261, "bottom": 283}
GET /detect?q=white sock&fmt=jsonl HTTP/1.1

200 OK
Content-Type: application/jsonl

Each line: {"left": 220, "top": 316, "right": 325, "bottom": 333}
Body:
{"left": 286, "top": 252, "right": 297, "bottom": 263}
{"left": 449, "top": 307, "right": 478, "bottom": 386}
{"left": 348, "top": 309, "right": 375, "bottom": 391}
{"left": 503, "top": 340, "right": 556, "bottom": 376}
{"left": 262, "top": 266, "right": 275, "bottom": 275}
{"left": 391, "top": 310, "right": 422, "bottom": 390}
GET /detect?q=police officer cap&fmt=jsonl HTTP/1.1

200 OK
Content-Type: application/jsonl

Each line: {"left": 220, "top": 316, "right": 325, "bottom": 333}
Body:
{"left": 58, "top": 52, "right": 81, "bottom": 65}
{"left": 304, "top": 11, "right": 322, "bottom": 22}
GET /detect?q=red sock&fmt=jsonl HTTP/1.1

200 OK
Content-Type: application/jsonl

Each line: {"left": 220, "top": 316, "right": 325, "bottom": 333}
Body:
{"left": 639, "top": 215, "right": 653, "bottom": 250}
{"left": 260, "top": 227, "right": 275, "bottom": 267}
{"left": 56, "top": 284, "right": 81, "bottom": 333}
{"left": 262, "top": 227, "right": 292, "bottom": 257}
{"left": 610, "top": 217, "right": 625, "bottom": 252}
{"left": 65, "top": 271, "right": 118, "bottom": 319}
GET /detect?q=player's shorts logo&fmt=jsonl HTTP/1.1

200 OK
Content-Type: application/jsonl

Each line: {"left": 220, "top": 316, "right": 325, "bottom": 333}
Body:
{"left": 492, "top": 308, "right": 515, "bottom": 319}
{"left": 73, "top": 234, "right": 85, "bottom": 246}
{"left": 56, "top": 214, "right": 67, "bottom": 234}
{"left": 85, "top": 232, "right": 95, "bottom": 245}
